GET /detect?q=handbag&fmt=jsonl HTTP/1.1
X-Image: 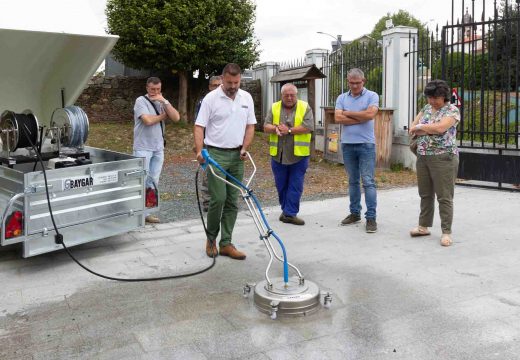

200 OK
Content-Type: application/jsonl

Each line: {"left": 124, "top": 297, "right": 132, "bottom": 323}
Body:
{"left": 409, "top": 135, "right": 418, "bottom": 155}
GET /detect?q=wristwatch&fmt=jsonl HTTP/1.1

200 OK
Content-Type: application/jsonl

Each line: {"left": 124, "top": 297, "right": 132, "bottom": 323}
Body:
{"left": 163, "top": 99, "right": 170, "bottom": 105}
{"left": 288, "top": 128, "right": 292, "bottom": 135}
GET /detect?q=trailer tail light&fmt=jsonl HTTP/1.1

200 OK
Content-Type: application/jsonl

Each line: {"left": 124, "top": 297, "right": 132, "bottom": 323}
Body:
{"left": 5, "top": 210, "right": 23, "bottom": 239}
{"left": 145, "top": 187, "right": 158, "bottom": 208}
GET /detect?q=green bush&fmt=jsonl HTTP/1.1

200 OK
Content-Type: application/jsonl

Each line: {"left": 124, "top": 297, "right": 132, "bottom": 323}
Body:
{"left": 432, "top": 52, "right": 489, "bottom": 89}
{"left": 457, "top": 91, "right": 518, "bottom": 145}
{"left": 366, "top": 66, "right": 382, "bottom": 97}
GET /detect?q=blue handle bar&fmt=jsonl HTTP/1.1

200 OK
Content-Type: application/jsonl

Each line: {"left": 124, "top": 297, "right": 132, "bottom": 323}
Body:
{"left": 200, "top": 148, "right": 289, "bottom": 283}
{"left": 201, "top": 148, "right": 210, "bottom": 170}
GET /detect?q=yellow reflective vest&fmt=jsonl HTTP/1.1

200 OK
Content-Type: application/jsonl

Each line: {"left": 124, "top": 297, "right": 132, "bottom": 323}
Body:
{"left": 269, "top": 100, "right": 311, "bottom": 156}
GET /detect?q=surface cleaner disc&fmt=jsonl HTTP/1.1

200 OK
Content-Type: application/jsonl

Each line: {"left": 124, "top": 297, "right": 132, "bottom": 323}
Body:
{"left": 253, "top": 277, "right": 321, "bottom": 317}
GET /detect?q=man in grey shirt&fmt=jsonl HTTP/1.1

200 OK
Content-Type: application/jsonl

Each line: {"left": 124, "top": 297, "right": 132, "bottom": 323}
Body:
{"left": 134, "top": 77, "right": 180, "bottom": 223}
{"left": 264, "top": 83, "right": 314, "bottom": 225}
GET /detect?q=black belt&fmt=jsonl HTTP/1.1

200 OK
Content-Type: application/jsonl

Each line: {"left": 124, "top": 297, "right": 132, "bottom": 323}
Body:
{"left": 207, "top": 145, "right": 241, "bottom": 151}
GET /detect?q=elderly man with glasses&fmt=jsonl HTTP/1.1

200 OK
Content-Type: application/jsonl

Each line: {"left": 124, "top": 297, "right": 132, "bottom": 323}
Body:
{"left": 264, "top": 83, "right": 314, "bottom": 225}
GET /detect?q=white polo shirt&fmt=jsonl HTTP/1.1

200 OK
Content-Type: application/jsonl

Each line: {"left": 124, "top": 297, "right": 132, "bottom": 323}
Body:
{"left": 195, "top": 86, "right": 257, "bottom": 148}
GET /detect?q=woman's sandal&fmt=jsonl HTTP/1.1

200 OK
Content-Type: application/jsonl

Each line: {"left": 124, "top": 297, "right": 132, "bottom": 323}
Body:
{"left": 440, "top": 233, "right": 453, "bottom": 247}
{"left": 409, "top": 226, "right": 431, "bottom": 237}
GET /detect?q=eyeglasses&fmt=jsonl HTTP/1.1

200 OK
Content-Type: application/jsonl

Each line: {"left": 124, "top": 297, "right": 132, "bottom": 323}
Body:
{"left": 348, "top": 81, "right": 363, "bottom": 86}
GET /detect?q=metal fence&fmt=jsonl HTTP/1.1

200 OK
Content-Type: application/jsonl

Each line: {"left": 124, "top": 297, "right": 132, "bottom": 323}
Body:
{"left": 321, "top": 40, "right": 382, "bottom": 108}
{"left": 405, "top": 26, "right": 443, "bottom": 125}
{"left": 408, "top": 0, "right": 520, "bottom": 186}
{"left": 409, "top": 0, "right": 520, "bottom": 151}
{"left": 442, "top": 18, "right": 520, "bottom": 150}
{"left": 279, "top": 57, "right": 306, "bottom": 70}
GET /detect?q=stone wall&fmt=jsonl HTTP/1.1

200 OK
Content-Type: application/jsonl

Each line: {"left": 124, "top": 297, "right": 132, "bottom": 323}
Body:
{"left": 76, "top": 75, "right": 178, "bottom": 123}
{"left": 76, "top": 75, "right": 262, "bottom": 125}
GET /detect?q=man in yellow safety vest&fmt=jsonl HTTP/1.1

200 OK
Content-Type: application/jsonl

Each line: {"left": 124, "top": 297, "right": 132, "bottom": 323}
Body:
{"left": 263, "top": 83, "right": 314, "bottom": 225}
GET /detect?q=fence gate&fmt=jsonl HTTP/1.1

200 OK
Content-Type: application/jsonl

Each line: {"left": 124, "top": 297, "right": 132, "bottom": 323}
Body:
{"left": 411, "top": 1, "right": 520, "bottom": 189}
{"left": 440, "top": 1, "right": 520, "bottom": 188}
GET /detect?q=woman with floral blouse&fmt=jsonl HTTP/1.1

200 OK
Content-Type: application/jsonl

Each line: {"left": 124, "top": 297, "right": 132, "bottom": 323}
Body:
{"left": 409, "top": 80, "right": 460, "bottom": 247}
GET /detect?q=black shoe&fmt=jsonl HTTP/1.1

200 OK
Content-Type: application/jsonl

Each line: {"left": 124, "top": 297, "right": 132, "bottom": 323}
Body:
{"left": 280, "top": 215, "right": 305, "bottom": 225}
{"left": 341, "top": 213, "right": 361, "bottom": 226}
{"left": 366, "top": 219, "right": 377, "bottom": 233}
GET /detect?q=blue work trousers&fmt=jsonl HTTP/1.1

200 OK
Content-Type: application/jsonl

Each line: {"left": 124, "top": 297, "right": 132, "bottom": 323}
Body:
{"left": 271, "top": 157, "right": 309, "bottom": 217}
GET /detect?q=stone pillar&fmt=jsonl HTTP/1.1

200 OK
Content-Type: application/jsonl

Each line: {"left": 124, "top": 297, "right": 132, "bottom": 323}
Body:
{"left": 252, "top": 62, "right": 279, "bottom": 125}
{"left": 382, "top": 26, "right": 418, "bottom": 169}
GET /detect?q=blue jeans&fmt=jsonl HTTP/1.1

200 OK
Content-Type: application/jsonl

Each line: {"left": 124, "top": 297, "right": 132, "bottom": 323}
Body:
{"left": 133, "top": 149, "right": 164, "bottom": 188}
{"left": 341, "top": 143, "right": 377, "bottom": 219}
{"left": 271, "top": 157, "right": 309, "bottom": 217}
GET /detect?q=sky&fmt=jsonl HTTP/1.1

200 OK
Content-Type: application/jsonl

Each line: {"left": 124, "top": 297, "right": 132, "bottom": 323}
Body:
{"left": 253, "top": 0, "right": 497, "bottom": 63}
{"left": 2, "top": 0, "right": 497, "bottom": 64}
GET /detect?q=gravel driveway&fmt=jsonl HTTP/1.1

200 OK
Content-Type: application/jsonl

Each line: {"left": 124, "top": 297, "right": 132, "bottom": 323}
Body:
{"left": 156, "top": 160, "right": 346, "bottom": 223}
{"left": 157, "top": 160, "right": 278, "bottom": 223}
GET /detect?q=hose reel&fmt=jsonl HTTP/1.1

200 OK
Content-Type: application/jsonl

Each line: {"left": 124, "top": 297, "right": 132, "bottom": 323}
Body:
{"left": 50, "top": 106, "right": 89, "bottom": 148}
{"left": 0, "top": 110, "right": 39, "bottom": 152}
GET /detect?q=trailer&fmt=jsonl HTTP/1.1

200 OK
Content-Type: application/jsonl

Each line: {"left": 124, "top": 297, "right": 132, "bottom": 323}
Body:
{"left": 0, "top": 24, "right": 156, "bottom": 257}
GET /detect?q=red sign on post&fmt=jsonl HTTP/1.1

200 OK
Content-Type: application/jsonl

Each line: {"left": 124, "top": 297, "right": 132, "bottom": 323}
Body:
{"left": 451, "top": 88, "right": 462, "bottom": 107}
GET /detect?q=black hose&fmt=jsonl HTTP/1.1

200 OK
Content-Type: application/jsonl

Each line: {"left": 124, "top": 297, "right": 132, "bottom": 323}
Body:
{"left": 21, "top": 124, "right": 216, "bottom": 282}
{"left": 32, "top": 126, "right": 44, "bottom": 172}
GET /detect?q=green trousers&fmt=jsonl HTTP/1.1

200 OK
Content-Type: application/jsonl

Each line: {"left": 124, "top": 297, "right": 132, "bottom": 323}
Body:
{"left": 206, "top": 148, "right": 244, "bottom": 247}
{"left": 416, "top": 153, "right": 459, "bottom": 234}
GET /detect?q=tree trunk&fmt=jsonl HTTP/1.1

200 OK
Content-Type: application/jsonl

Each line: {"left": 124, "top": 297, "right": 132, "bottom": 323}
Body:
{"left": 178, "top": 70, "right": 188, "bottom": 122}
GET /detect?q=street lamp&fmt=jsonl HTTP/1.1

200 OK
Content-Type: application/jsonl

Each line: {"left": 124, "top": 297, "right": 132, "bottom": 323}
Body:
{"left": 317, "top": 31, "right": 344, "bottom": 93}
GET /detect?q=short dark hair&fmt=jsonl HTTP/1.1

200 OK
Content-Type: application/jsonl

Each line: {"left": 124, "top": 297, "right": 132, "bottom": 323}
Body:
{"left": 424, "top": 80, "right": 450, "bottom": 102}
{"left": 146, "top": 77, "right": 161, "bottom": 85}
{"left": 222, "top": 63, "right": 241, "bottom": 77}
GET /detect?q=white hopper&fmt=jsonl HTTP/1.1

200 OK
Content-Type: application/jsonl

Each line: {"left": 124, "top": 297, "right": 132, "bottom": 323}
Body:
{"left": 0, "top": 0, "right": 118, "bottom": 126}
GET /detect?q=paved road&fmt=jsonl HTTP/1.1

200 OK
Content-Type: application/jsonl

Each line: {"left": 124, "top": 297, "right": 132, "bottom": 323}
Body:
{"left": 1, "top": 187, "right": 520, "bottom": 359}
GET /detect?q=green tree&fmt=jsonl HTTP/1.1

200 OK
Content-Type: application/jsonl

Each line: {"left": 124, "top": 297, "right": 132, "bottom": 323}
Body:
{"left": 431, "top": 52, "right": 489, "bottom": 89}
{"left": 369, "top": 10, "right": 429, "bottom": 45}
{"left": 365, "top": 66, "right": 382, "bottom": 95}
{"left": 106, "top": 0, "right": 259, "bottom": 121}
{"left": 491, "top": 0, "right": 519, "bottom": 91}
